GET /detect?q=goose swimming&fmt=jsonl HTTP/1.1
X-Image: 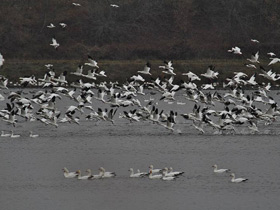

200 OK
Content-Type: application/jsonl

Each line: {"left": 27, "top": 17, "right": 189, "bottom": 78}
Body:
{"left": 148, "top": 170, "right": 163, "bottom": 179}
{"left": 63, "top": 167, "right": 78, "bottom": 178}
{"left": 230, "top": 173, "right": 248, "bottom": 183}
{"left": 99, "top": 167, "right": 116, "bottom": 178}
{"left": 76, "top": 170, "right": 91, "bottom": 180}
{"left": 1, "top": 131, "right": 11, "bottom": 137}
{"left": 128, "top": 168, "right": 146, "bottom": 178}
{"left": 212, "top": 164, "right": 230, "bottom": 173}
{"left": 29, "top": 131, "right": 39, "bottom": 138}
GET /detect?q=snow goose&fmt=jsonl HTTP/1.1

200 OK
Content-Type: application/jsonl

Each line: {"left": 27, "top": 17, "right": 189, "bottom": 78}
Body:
{"left": 128, "top": 168, "right": 146, "bottom": 178}
{"left": 247, "top": 51, "right": 260, "bottom": 63}
{"left": 138, "top": 62, "right": 151, "bottom": 75}
{"left": 29, "top": 131, "right": 39, "bottom": 138}
{"left": 149, "top": 165, "right": 163, "bottom": 173}
{"left": 50, "top": 37, "right": 60, "bottom": 49}
{"left": 72, "top": 2, "right": 81, "bottom": 6}
{"left": 59, "top": 23, "right": 67, "bottom": 28}
{"left": 1, "top": 131, "right": 11, "bottom": 137}
{"left": 182, "top": 71, "right": 201, "bottom": 81}
{"left": 268, "top": 57, "right": 280, "bottom": 66}
{"left": 110, "top": 4, "right": 119, "bottom": 7}
{"left": 168, "top": 167, "right": 184, "bottom": 176}
{"left": 76, "top": 170, "right": 91, "bottom": 180}
{"left": 148, "top": 170, "right": 163, "bottom": 179}
{"left": 10, "top": 130, "right": 20, "bottom": 138}
{"left": 230, "top": 173, "right": 248, "bottom": 183}
{"left": 63, "top": 167, "right": 78, "bottom": 178}
{"left": 212, "top": 164, "right": 230, "bottom": 173}
{"left": 0, "top": 77, "right": 8, "bottom": 89}
{"left": 0, "top": 52, "right": 4, "bottom": 67}
{"left": 47, "top": 23, "right": 55, "bottom": 28}
{"left": 85, "top": 55, "right": 99, "bottom": 68}
{"left": 162, "top": 176, "right": 176, "bottom": 181}
{"left": 87, "top": 169, "right": 103, "bottom": 179}
{"left": 99, "top": 167, "right": 116, "bottom": 178}
{"left": 251, "top": 39, "right": 259, "bottom": 43}
{"left": 228, "top": 46, "right": 242, "bottom": 55}
{"left": 267, "top": 52, "right": 276, "bottom": 57}
{"left": 71, "top": 65, "right": 83, "bottom": 76}
{"left": 201, "top": 65, "right": 219, "bottom": 79}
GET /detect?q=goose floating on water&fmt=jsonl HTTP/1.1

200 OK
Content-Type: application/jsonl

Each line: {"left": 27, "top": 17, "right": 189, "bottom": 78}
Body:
{"left": 230, "top": 173, "right": 248, "bottom": 183}
{"left": 212, "top": 164, "right": 230, "bottom": 173}
{"left": 63, "top": 167, "right": 78, "bottom": 178}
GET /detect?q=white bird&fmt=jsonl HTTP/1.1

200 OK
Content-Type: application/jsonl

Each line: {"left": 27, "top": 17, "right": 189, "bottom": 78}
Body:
{"left": 201, "top": 65, "right": 219, "bottom": 79}
{"left": 59, "top": 23, "right": 67, "bottom": 28}
{"left": 212, "top": 164, "right": 230, "bottom": 173}
{"left": 228, "top": 46, "right": 242, "bottom": 54}
{"left": 110, "top": 4, "right": 119, "bottom": 8}
{"left": 245, "top": 64, "right": 257, "bottom": 69}
{"left": 138, "top": 62, "right": 151, "bottom": 75}
{"left": 63, "top": 167, "right": 78, "bottom": 178}
{"left": 251, "top": 39, "right": 259, "bottom": 43}
{"left": 182, "top": 71, "right": 201, "bottom": 81}
{"left": 230, "top": 173, "right": 248, "bottom": 183}
{"left": 268, "top": 58, "right": 280, "bottom": 66}
{"left": 267, "top": 52, "right": 276, "bottom": 57}
{"left": 247, "top": 51, "right": 260, "bottom": 63}
{"left": 0, "top": 52, "right": 5, "bottom": 67}
{"left": 72, "top": 3, "right": 81, "bottom": 6}
{"left": 1, "top": 131, "right": 11, "bottom": 137}
{"left": 47, "top": 23, "right": 55, "bottom": 28}
{"left": 148, "top": 170, "right": 163, "bottom": 179}
{"left": 29, "top": 131, "right": 39, "bottom": 138}
{"left": 50, "top": 38, "right": 60, "bottom": 49}
{"left": 85, "top": 55, "right": 99, "bottom": 68}
{"left": 76, "top": 170, "right": 91, "bottom": 180}
{"left": 99, "top": 167, "right": 116, "bottom": 178}
{"left": 128, "top": 168, "right": 146, "bottom": 178}
{"left": 10, "top": 130, "right": 20, "bottom": 138}
{"left": 149, "top": 165, "right": 163, "bottom": 173}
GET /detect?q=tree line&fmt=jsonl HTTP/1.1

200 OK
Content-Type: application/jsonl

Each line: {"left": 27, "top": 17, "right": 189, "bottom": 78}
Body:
{"left": 1, "top": 0, "right": 280, "bottom": 60}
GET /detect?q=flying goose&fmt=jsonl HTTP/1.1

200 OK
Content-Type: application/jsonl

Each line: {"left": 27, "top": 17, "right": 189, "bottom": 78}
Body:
{"left": 138, "top": 62, "right": 151, "bottom": 75}
{"left": 85, "top": 55, "right": 99, "bottom": 68}
{"left": 0, "top": 52, "right": 4, "bottom": 67}
{"left": 50, "top": 38, "right": 60, "bottom": 49}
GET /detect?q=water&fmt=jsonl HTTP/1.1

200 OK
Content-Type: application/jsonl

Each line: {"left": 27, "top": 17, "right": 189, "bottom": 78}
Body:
{"left": 1, "top": 90, "right": 280, "bottom": 210}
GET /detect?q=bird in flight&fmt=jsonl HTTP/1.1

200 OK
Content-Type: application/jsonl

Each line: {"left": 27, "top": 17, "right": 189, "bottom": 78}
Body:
{"left": 110, "top": 4, "right": 119, "bottom": 8}
{"left": 50, "top": 37, "right": 60, "bottom": 49}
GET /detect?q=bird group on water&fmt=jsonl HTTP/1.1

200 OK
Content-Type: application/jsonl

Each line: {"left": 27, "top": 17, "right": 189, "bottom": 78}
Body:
{"left": 62, "top": 164, "right": 247, "bottom": 183}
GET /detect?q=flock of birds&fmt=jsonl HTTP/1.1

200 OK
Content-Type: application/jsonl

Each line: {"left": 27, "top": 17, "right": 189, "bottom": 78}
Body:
{"left": 63, "top": 164, "right": 248, "bottom": 183}
{"left": 0, "top": 2, "right": 280, "bottom": 136}
{"left": 1, "top": 42, "right": 280, "bottom": 135}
